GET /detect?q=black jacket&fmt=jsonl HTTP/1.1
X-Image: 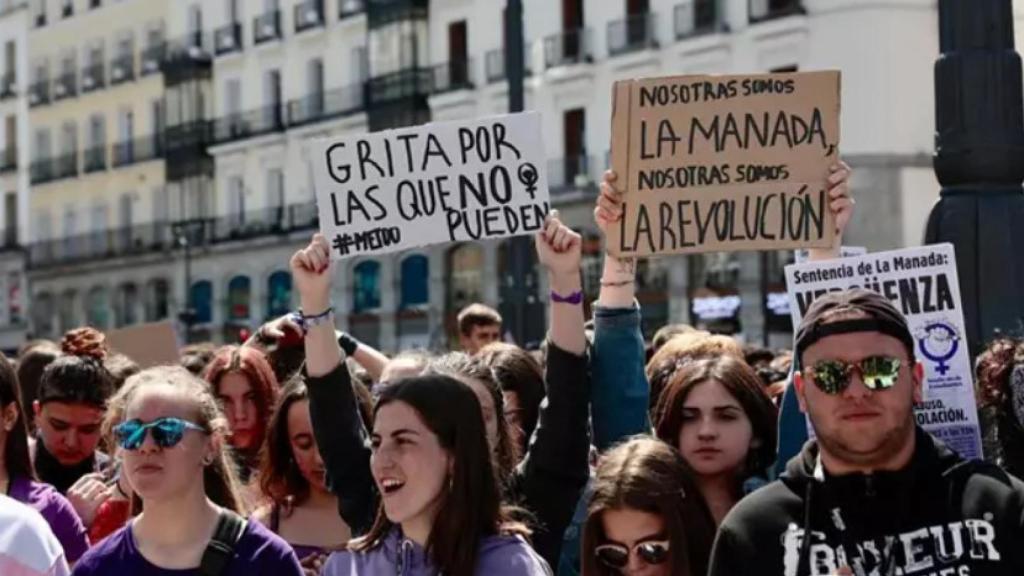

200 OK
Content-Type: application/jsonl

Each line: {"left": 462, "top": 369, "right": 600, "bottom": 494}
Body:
{"left": 709, "top": 427, "right": 1024, "bottom": 576}
{"left": 306, "top": 343, "right": 591, "bottom": 567}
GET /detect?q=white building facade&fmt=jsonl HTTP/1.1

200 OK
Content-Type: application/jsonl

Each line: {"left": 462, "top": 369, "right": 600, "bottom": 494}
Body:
{"left": 21, "top": 0, "right": 955, "bottom": 352}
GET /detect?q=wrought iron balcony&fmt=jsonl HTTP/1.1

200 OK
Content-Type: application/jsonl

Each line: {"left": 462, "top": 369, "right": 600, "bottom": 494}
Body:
{"left": 675, "top": 0, "right": 721, "bottom": 39}
{"left": 110, "top": 54, "right": 135, "bottom": 85}
{"left": 484, "top": 48, "right": 533, "bottom": 84}
{"left": 81, "top": 63, "right": 105, "bottom": 93}
{"left": 339, "top": 0, "right": 365, "bottom": 19}
{"left": 287, "top": 84, "right": 365, "bottom": 127}
{"left": 543, "top": 28, "right": 593, "bottom": 69}
{"left": 548, "top": 155, "right": 601, "bottom": 195}
{"left": 215, "top": 23, "right": 243, "bottom": 56}
{"left": 30, "top": 159, "right": 54, "bottom": 184}
{"left": 431, "top": 58, "right": 474, "bottom": 94}
{"left": 294, "top": 0, "right": 325, "bottom": 33}
{"left": 29, "top": 79, "right": 50, "bottom": 107}
{"left": 0, "top": 149, "right": 16, "bottom": 173}
{"left": 53, "top": 72, "right": 77, "bottom": 100}
{"left": 112, "top": 134, "right": 164, "bottom": 167}
{"left": 367, "top": 0, "right": 427, "bottom": 28}
{"left": 0, "top": 73, "right": 14, "bottom": 101}
{"left": 55, "top": 153, "right": 78, "bottom": 178}
{"left": 749, "top": 0, "right": 805, "bottom": 24}
{"left": 211, "top": 106, "right": 286, "bottom": 145}
{"left": 84, "top": 146, "right": 107, "bottom": 173}
{"left": 608, "top": 12, "right": 659, "bottom": 56}
{"left": 141, "top": 43, "right": 165, "bottom": 76}
{"left": 367, "top": 67, "right": 432, "bottom": 107}
{"left": 254, "top": 11, "right": 281, "bottom": 44}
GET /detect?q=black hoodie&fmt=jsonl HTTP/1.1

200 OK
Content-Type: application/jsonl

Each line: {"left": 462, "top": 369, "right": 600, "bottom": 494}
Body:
{"left": 709, "top": 427, "right": 1024, "bottom": 576}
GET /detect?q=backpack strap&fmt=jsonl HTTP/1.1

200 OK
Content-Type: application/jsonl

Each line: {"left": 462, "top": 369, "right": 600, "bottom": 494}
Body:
{"left": 199, "top": 510, "right": 247, "bottom": 576}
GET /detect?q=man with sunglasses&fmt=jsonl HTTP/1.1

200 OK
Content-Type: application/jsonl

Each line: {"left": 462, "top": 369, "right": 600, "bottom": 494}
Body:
{"left": 709, "top": 288, "right": 1024, "bottom": 576}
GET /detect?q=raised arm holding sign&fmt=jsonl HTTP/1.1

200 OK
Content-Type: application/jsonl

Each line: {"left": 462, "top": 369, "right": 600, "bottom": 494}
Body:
{"left": 607, "top": 71, "right": 842, "bottom": 257}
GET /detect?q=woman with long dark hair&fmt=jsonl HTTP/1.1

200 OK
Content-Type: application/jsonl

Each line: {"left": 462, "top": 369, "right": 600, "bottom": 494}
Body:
{"left": 0, "top": 352, "right": 90, "bottom": 563}
{"left": 72, "top": 366, "right": 302, "bottom": 575}
{"left": 581, "top": 437, "right": 716, "bottom": 576}
{"left": 254, "top": 379, "right": 352, "bottom": 562}
{"left": 322, "top": 374, "right": 549, "bottom": 575}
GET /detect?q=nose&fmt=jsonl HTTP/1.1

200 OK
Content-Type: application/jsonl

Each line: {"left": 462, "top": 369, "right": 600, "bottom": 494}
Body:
{"left": 138, "top": 428, "right": 160, "bottom": 454}
{"left": 697, "top": 415, "right": 718, "bottom": 440}
{"left": 625, "top": 551, "right": 645, "bottom": 574}
{"left": 312, "top": 447, "right": 325, "bottom": 469}
{"left": 63, "top": 430, "right": 80, "bottom": 450}
{"left": 230, "top": 402, "right": 247, "bottom": 427}
{"left": 842, "top": 370, "right": 872, "bottom": 401}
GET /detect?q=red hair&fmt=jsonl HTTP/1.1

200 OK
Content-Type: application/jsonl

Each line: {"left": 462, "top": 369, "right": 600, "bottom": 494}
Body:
{"left": 202, "top": 345, "right": 280, "bottom": 449}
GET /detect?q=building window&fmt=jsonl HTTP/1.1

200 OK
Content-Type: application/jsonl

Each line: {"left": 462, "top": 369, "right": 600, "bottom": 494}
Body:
{"left": 266, "top": 271, "right": 291, "bottom": 319}
{"left": 227, "top": 275, "right": 251, "bottom": 322}
{"left": 146, "top": 278, "right": 170, "bottom": 322}
{"left": 58, "top": 289, "right": 77, "bottom": 333}
{"left": 33, "top": 292, "right": 55, "bottom": 337}
{"left": 190, "top": 280, "right": 213, "bottom": 324}
{"left": 400, "top": 255, "right": 428, "bottom": 308}
{"left": 352, "top": 261, "right": 381, "bottom": 313}
{"left": 86, "top": 286, "right": 110, "bottom": 329}
{"left": 228, "top": 176, "right": 245, "bottom": 228}
{"left": 445, "top": 244, "right": 483, "bottom": 330}
{"left": 115, "top": 283, "right": 139, "bottom": 327}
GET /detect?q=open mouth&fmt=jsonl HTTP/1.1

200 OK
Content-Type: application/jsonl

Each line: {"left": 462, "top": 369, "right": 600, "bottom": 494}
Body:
{"left": 380, "top": 477, "right": 406, "bottom": 496}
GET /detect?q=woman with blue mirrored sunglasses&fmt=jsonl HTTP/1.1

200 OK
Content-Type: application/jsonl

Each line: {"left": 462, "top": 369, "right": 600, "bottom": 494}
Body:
{"left": 112, "top": 417, "right": 208, "bottom": 451}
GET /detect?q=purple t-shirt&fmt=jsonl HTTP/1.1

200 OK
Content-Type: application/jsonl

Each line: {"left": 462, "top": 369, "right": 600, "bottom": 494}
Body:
{"left": 70, "top": 516, "right": 304, "bottom": 576}
{"left": 8, "top": 476, "right": 90, "bottom": 563}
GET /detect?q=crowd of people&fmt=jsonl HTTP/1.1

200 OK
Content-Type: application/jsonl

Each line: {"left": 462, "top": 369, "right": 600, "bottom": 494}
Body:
{"left": 1, "top": 163, "right": 1023, "bottom": 576}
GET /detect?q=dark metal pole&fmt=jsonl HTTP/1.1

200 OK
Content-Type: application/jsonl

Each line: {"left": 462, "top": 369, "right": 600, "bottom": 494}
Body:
{"left": 926, "top": 0, "right": 1024, "bottom": 356}
{"left": 505, "top": 0, "right": 539, "bottom": 345}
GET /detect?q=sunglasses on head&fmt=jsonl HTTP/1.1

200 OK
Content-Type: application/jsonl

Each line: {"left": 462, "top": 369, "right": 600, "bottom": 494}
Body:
{"left": 594, "top": 540, "right": 670, "bottom": 569}
{"left": 112, "top": 417, "right": 207, "bottom": 451}
{"left": 805, "top": 356, "right": 903, "bottom": 395}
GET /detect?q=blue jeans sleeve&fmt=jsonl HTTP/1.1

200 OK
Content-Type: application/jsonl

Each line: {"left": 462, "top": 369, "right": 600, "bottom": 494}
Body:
{"left": 591, "top": 302, "right": 651, "bottom": 452}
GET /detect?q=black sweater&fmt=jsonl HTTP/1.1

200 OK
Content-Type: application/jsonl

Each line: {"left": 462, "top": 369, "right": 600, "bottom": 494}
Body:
{"left": 709, "top": 427, "right": 1024, "bottom": 576}
{"left": 306, "top": 343, "right": 591, "bottom": 567}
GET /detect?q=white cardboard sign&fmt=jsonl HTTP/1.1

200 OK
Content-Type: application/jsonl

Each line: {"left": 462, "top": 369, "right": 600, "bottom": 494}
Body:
{"left": 308, "top": 112, "right": 551, "bottom": 259}
{"left": 785, "top": 244, "right": 983, "bottom": 461}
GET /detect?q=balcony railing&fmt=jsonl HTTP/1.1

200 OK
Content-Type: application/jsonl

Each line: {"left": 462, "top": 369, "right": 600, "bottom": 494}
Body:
{"left": 543, "top": 28, "right": 593, "bottom": 69}
{"left": 166, "top": 32, "right": 214, "bottom": 63}
{"left": 339, "top": 0, "right": 365, "bottom": 19}
{"left": 29, "top": 79, "right": 50, "bottom": 107}
{"left": 141, "top": 43, "right": 165, "bottom": 76}
{"left": 367, "top": 0, "right": 427, "bottom": 28}
{"left": 431, "top": 58, "right": 474, "bottom": 94}
{"left": 84, "top": 146, "right": 107, "bottom": 173}
{"left": 211, "top": 105, "right": 286, "bottom": 145}
{"left": 608, "top": 12, "right": 658, "bottom": 56}
{"left": 749, "top": 0, "right": 805, "bottom": 24}
{"left": 548, "top": 154, "right": 602, "bottom": 195}
{"left": 0, "top": 73, "right": 14, "bottom": 100}
{"left": 287, "top": 84, "right": 365, "bottom": 126}
{"left": 294, "top": 0, "right": 325, "bottom": 33}
{"left": 215, "top": 23, "right": 242, "bottom": 56}
{"left": 53, "top": 72, "right": 77, "bottom": 100}
{"left": 367, "top": 67, "right": 432, "bottom": 107}
{"left": 484, "top": 48, "right": 533, "bottom": 84}
{"left": 0, "top": 149, "right": 16, "bottom": 173}
{"left": 112, "top": 134, "right": 164, "bottom": 167}
{"left": 675, "top": 0, "right": 720, "bottom": 39}
{"left": 56, "top": 153, "right": 77, "bottom": 179}
{"left": 28, "top": 201, "right": 321, "bottom": 269}
{"left": 35, "top": 12, "right": 46, "bottom": 27}
{"left": 254, "top": 11, "right": 281, "bottom": 44}
{"left": 81, "top": 63, "right": 105, "bottom": 93}
{"left": 110, "top": 54, "right": 135, "bottom": 84}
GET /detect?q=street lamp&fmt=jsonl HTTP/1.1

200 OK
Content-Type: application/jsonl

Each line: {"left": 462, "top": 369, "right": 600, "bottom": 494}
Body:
{"left": 172, "top": 219, "right": 204, "bottom": 339}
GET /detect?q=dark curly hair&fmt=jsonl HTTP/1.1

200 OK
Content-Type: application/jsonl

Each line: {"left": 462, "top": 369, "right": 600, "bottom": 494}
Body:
{"left": 37, "top": 328, "right": 115, "bottom": 407}
{"left": 976, "top": 337, "right": 1024, "bottom": 410}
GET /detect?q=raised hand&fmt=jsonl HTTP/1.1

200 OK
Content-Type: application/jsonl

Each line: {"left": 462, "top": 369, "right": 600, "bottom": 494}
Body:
{"left": 594, "top": 170, "right": 624, "bottom": 237}
{"left": 536, "top": 210, "right": 582, "bottom": 279}
{"left": 827, "top": 161, "right": 854, "bottom": 238}
{"left": 67, "top": 472, "right": 113, "bottom": 527}
{"left": 290, "top": 234, "right": 332, "bottom": 312}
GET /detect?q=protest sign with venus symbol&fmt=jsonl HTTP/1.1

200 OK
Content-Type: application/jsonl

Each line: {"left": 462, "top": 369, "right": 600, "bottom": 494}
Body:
{"left": 309, "top": 112, "right": 551, "bottom": 259}
{"left": 607, "top": 71, "right": 841, "bottom": 257}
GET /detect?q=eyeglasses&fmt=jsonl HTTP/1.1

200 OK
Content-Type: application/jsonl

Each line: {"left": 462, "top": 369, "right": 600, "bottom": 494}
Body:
{"left": 112, "top": 417, "right": 207, "bottom": 451}
{"left": 594, "top": 540, "right": 670, "bottom": 569}
{"left": 805, "top": 356, "right": 903, "bottom": 395}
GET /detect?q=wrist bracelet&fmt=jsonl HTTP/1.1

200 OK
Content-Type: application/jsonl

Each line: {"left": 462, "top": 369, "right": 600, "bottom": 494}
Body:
{"left": 600, "top": 278, "right": 635, "bottom": 287}
{"left": 550, "top": 290, "right": 583, "bottom": 305}
{"left": 297, "top": 307, "right": 334, "bottom": 334}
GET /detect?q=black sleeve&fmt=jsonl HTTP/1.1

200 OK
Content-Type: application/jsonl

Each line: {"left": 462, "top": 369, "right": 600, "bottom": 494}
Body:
{"left": 708, "top": 524, "right": 743, "bottom": 576}
{"left": 305, "top": 362, "right": 377, "bottom": 535}
{"left": 514, "top": 342, "right": 592, "bottom": 567}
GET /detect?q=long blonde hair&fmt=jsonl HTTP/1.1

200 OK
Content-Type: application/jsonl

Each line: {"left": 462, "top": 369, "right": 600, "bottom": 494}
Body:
{"left": 104, "top": 365, "right": 246, "bottom": 514}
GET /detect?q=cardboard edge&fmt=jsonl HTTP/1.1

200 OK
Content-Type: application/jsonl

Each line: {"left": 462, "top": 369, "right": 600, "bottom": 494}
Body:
{"left": 606, "top": 80, "right": 633, "bottom": 258}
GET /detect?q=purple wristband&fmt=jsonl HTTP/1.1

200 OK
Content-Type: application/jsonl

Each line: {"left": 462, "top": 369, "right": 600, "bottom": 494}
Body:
{"left": 550, "top": 290, "right": 583, "bottom": 305}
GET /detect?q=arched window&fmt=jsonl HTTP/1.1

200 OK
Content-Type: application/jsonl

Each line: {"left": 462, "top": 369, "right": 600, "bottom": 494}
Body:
{"left": 227, "top": 276, "right": 251, "bottom": 322}
{"left": 86, "top": 286, "right": 110, "bottom": 329}
{"left": 33, "top": 292, "right": 56, "bottom": 337}
{"left": 352, "top": 261, "right": 381, "bottom": 313}
{"left": 190, "top": 280, "right": 213, "bottom": 324}
{"left": 266, "top": 271, "right": 292, "bottom": 319}
{"left": 399, "top": 255, "right": 428, "bottom": 308}
{"left": 58, "top": 289, "right": 78, "bottom": 333}
{"left": 114, "top": 283, "right": 139, "bottom": 328}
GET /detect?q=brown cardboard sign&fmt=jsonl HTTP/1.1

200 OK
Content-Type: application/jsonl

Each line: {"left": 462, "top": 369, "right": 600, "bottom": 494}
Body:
{"left": 607, "top": 71, "right": 841, "bottom": 257}
{"left": 107, "top": 321, "right": 181, "bottom": 368}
